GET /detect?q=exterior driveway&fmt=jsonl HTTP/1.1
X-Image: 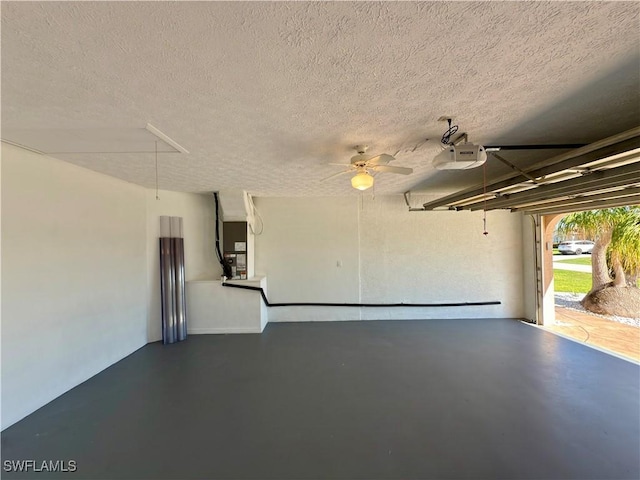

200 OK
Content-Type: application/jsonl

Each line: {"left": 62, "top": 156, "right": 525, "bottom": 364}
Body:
{"left": 546, "top": 307, "right": 639, "bottom": 363}
{"left": 550, "top": 256, "right": 638, "bottom": 362}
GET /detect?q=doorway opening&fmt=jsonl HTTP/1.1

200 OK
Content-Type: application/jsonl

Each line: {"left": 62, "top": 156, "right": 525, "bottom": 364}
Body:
{"left": 539, "top": 212, "right": 639, "bottom": 362}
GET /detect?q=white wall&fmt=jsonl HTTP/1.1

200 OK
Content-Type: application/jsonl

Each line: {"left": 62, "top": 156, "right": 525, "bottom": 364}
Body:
{"left": 0, "top": 151, "right": 3, "bottom": 398}
{"left": 359, "top": 195, "right": 523, "bottom": 319}
{"left": 1, "top": 145, "right": 222, "bottom": 429}
{"left": 255, "top": 195, "right": 525, "bottom": 322}
{"left": 187, "top": 277, "right": 267, "bottom": 334}
{"left": 254, "top": 197, "right": 361, "bottom": 321}
{"left": 146, "top": 190, "right": 220, "bottom": 342}
{"left": 1, "top": 143, "right": 148, "bottom": 430}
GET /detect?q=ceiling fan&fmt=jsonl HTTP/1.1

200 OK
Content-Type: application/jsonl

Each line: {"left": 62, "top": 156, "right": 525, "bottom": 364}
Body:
{"left": 322, "top": 145, "right": 413, "bottom": 190}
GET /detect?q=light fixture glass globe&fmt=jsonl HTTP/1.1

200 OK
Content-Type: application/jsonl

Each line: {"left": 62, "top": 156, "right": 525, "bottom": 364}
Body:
{"left": 351, "top": 171, "right": 374, "bottom": 190}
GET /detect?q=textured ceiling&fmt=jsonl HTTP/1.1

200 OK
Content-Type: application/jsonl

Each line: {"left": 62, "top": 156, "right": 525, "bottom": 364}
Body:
{"left": 2, "top": 1, "right": 639, "bottom": 196}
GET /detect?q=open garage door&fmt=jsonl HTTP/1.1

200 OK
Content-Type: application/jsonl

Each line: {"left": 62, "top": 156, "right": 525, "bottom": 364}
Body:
{"left": 418, "top": 127, "right": 640, "bottom": 326}
{"left": 420, "top": 127, "right": 640, "bottom": 215}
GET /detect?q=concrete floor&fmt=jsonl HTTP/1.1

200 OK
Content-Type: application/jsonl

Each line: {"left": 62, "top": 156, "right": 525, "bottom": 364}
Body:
{"left": 2, "top": 319, "right": 639, "bottom": 480}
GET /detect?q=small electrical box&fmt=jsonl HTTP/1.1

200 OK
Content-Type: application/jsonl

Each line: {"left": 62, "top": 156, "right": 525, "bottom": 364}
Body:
{"left": 223, "top": 221, "right": 247, "bottom": 280}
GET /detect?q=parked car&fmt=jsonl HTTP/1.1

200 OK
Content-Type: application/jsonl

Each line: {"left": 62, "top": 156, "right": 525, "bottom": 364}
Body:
{"left": 558, "top": 240, "right": 595, "bottom": 255}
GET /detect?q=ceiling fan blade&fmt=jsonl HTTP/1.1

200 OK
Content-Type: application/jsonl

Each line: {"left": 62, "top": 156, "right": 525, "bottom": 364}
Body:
{"left": 320, "top": 169, "right": 353, "bottom": 182}
{"left": 368, "top": 154, "right": 395, "bottom": 165}
{"left": 372, "top": 165, "right": 413, "bottom": 175}
{"left": 328, "top": 163, "right": 353, "bottom": 166}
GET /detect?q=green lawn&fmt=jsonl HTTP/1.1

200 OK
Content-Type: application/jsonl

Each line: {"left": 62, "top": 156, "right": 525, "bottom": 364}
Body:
{"left": 554, "top": 256, "right": 592, "bottom": 265}
{"left": 553, "top": 269, "right": 591, "bottom": 293}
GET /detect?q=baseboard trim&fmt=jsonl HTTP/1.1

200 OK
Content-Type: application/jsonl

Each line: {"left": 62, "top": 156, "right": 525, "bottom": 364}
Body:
{"left": 188, "top": 327, "right": 262, "bottom": 334}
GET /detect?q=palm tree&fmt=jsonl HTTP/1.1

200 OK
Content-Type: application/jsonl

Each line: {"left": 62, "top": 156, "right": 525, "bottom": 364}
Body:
{"left": 557, "top": 206, "right": 640, "bottom": 316}
{"left": 610, "top": 212, "right": 640, "bottom": 287}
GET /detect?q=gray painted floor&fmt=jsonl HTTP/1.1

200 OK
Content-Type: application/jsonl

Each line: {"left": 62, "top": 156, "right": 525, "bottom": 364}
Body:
{"left": 2, "top": 319, "right": 639, "bottom": 480}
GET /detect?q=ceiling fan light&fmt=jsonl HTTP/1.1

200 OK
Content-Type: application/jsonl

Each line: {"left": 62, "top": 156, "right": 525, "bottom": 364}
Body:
{"left": 351, "top": 172, "right": 374, "bottom": 190}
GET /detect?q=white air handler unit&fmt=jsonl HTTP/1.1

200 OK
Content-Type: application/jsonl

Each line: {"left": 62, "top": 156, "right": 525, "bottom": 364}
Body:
{"left": 185, "top": 190, "right": 268, "bottom": 334}
{"left": 219, "top": 189, "right": 256, "bottom": 280}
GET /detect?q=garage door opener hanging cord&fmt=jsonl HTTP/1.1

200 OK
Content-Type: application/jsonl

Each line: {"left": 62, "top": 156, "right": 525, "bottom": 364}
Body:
{"left": 483, "top": 160, "right": 489, "bottom": 236}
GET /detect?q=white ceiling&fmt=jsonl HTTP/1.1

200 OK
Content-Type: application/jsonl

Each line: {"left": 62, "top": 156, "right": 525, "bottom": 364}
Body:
{"left": 2, "top": 1, "right": 639, "bottom": 197}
